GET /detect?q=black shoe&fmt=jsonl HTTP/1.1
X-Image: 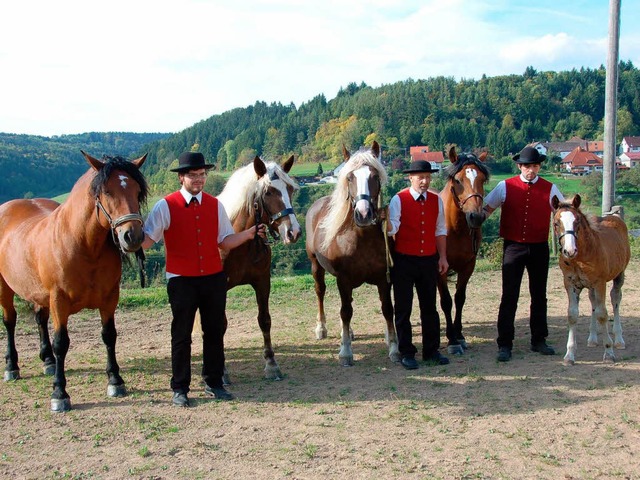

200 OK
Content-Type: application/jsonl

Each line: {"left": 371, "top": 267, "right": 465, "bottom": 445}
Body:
{"left": 531, "top": 341, "right": 555, "bottom": 355}
{"left": 423, "top": 351, "right": 450, "bottom": 365}
{"left": 204, "top": 385, "right": 235, "bottom": 401}
{"left": 497, "top": 347, "right": 512, "bottom": 362}
{"left": 400, "top": 357, "right": 419, "bottom": 370}
{"left": 172, "top": 391, "right": 190, "bottom": 407}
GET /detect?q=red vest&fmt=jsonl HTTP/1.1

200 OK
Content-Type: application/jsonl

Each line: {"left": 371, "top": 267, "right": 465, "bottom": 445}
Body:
{"left": 164, "top": 191, "right": 223, "bottom": 276}
{"left": 499, "top": 177, "right": 553, "bottom": 243}
{"left": 394, "top": 189, "right": 438, "bottom": 256}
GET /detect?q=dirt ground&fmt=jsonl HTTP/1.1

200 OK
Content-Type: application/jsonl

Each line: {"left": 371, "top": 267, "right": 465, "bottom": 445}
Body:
{"left": 1, "top": 260, "right": 640, "bottom": 480}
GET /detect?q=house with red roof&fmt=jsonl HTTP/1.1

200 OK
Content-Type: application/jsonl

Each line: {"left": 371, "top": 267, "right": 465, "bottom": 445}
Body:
{"left": 619, "top": 151, "right": 640, "bottom": 169}
{"left": 409, "top": 146, "right": 445, "bottom": 171}
{"left": 561, "top": 147, "right": 603, "bottom": 175}
{"left": 621, "top": 136, "right": 640, "bottom": 154}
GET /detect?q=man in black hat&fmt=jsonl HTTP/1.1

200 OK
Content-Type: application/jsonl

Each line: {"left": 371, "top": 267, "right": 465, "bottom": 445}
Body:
{"left": 482, "top": 146, "right": 564, "bottom": 362}
{"left": 385, "top": 160, "right": 449, "bottom": 369}
{"left": 142, "top": 152, "right": 266, "bottom": 406}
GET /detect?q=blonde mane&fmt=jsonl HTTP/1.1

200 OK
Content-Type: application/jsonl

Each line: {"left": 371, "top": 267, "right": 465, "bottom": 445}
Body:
{"left": 217, "top": 159, "right": 299, "bottom": 222}
{"left": 319, "top": 147, "right": 387, "bottom": 251}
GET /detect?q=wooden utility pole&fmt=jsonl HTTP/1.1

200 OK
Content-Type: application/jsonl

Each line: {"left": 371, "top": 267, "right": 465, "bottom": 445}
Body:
{"left": 602, "top": 0, "right": 621, "bottom": 214}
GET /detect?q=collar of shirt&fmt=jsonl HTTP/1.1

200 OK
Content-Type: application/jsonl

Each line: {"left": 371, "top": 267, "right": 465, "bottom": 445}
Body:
{"left": 409, "top": 187, "right": 427, "bottom": 200}
{"left": 179, "top": 187, "right": 202, "bottom": 205}
{"left": 519, "top": 174, "right": 537, "bottom": 185}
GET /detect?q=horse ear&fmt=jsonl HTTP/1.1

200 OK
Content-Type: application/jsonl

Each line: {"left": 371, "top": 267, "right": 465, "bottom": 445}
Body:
{"left": 478, "top": 152, "right": 488, "bottom": 162}
{"left": 342, "top": 144, "right": 350, "bottom": 161}
{"left": 573, "top": 194, "right": 581, "bottom": 209}
{"left": 371, "top": 141, "right": 381, "bottom": 159}
{"left": 81, "top": 150, "right": 105, "bottom": 171}
{"left": 282, "top": 155, "right": 294, "bottom": 173}
{"left": 253, "top": 156, "right": 267, "bottom": 178}
{"left": 131, "top": 153, "right": 147, "bottom": 169}
{"left": 552, "top": 195, "right": 560, "bottom": 210}
{"left": 448, "top": 146, "right": 457, "bottom": 164}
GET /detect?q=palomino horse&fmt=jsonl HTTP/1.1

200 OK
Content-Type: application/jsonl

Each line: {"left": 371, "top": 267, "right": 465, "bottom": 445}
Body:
{"left": 306, "top": 141, "right": 400, "bottom": 366}
{"left": 552, "top": 194, "right": 630, "bottom": 365}
{"left": 0, "top": 152, "right": 148, "bottom": 412}
{"left": 217, "top": 155, "right": 301, "bottom": 380}
{"left": 437, "top": 147, "right": 490, "bottom": 354}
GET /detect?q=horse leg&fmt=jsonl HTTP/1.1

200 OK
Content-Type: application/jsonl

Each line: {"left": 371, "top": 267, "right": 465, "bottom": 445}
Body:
{"left": 453, "top": 270, "right": 472, "bottom": 351}
{"left": 34, "top": 306, "right": 55, "bottom": 376}
{"left": 586, "top": 287, "right": 600, "bottom": 348}
{"left": 437, "top": 275, "right": 460, "bottom": 354}
{"left": 590, "top": 285, "right": 615, "bottom": 363}
{"left": 311, "top": 257, "right": 328, "bottom": 340}
{"left": 377, "top": 282, "right": 399, "bottom": 362}
{"left": 1, "top": 282, "right": 20, "bottom": 381}
{"left": 336, "top": 279, "right": 354, "bottom": 366}
{"left": 50, "top": 311, "right": 71, "bottom": 412}
{"left": 610, "top": 272, "right": 625, "bottom": 350}
{"left": 253, "top": 279, "right": 283, "bottom": 380}
{"left": 563, "top": 284, "right": 581, "bottom": 366}
{"left": 100, "top": 310, "right": 126, "bottom": 398}
{"left": 221, "top": 312, "right": 231, "bottom": 386}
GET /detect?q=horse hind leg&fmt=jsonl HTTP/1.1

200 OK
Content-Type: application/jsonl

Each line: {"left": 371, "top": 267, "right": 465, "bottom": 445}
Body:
{"left": 254, "top": 281, "right": 283, "bottom": 381}
{"left": 610, "top": 272, "right": 625, "bottom": 350}
{"left": 378, "top": 282, "right": 399, "bottom": 363}
{"left": 311, "top": 257, "right": 328, "bottom": 340}
{"left": 437, "top": 276, "right": 462, "bottom": 355}
{"left": 100, "top": 310, "right": 126, "bottom": 398}
{"left": 336, "top": 280, "right": 354, "bottom": 367}
{"left": 34, "top": 306, "right": 55, "bottom": 375}
{"left": 589, "top": 286, "right": 615, "bottom": 363}
{"left": 1, "top": 281, "right": 20, "bottom": 381}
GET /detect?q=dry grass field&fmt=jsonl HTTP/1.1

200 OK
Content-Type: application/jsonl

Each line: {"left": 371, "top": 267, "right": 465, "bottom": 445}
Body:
{"left": 1, "top": 260, "right": 639, "bottom": 479}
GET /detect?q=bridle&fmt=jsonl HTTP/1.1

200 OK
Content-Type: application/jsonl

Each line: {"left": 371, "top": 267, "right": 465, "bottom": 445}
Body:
{"left": 555, "top": 208, "right": 578, "bottom": 249}
{"left": 95, "top": 196, "right": 144, "bottom": 248}
{"left": 450, "top": 184, "right": 484, "bottom": 255}
{"left": 253, "top": 176, "right": 295, "bottom": 245}
{"left": 348, "top": 176, "right": 380, "bottom": 223}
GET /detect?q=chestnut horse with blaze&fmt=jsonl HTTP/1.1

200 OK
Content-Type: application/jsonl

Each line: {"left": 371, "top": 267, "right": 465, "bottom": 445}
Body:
{"left": 0, "top": 152, "right": 148, "bottom": 412}
{"left": 437, "top": 147, "right": 489, "bottom": 354}
{"left": 552, "top": 194, "right": 630, "bottom": 365}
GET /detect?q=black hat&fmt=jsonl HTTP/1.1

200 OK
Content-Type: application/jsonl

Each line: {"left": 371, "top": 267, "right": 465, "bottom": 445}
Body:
{"left": 513, "top": 146, "right": 546, "bottom": 164}
{"left": 403, "top": 160, "right": 436, "bottom": 173}
{"left": 170, "top": 152, "right": 215, "bottom": 172}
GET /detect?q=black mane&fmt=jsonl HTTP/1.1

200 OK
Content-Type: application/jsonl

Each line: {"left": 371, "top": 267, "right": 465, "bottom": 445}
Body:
{"left": 443, "top": 153, "right": 491, "bottom": 182}
{"left": 90, "top": 155, "right": 149, "bottom": 205}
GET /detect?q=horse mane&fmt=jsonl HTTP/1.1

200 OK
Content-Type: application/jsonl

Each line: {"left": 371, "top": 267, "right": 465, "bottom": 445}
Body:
{"left": 89, "top": 155, "right": 149, "bottom": 205}
{"left": 319, "top": 147, "right": 388, "bottom": 247}
{"left": 442, "top": 153, "right": 491, "bottom": 182}
{"left": 218, "top": 159, "right": 299, "bottom": 222}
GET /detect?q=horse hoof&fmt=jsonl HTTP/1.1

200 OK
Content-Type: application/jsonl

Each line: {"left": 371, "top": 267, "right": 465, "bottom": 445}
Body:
{"left": 43, "top": 364, "right": 56, "bottom": 376}
{"left": 3, "top": 370, "right": 20, "bottom": 381}
{"left": 447, "top": 344, "right": 465, "bottom": 355}
{"left": 265, "top": 367, "right": 284, "bottom": 381}
{"left": 603, "top": 354, "right": 616, "bottom": 364}
{"left": 389, "top": 352, "right": 401, "bottom": 363}
{"left": 222, "top": 373, "right": 231, "bottom": 386}
{"left": 459, "top": 339, "right": 468, "bottom": 350}
{"left": 107, "top": 384, "right": 127, "bottom": 398}
{"left": 51, "top": 397, "right": 71, "bottom": 413}
{"left": 339, "top": 356, "right": 354, "bottom": 367}
{"left": 563, "top": 358, "right": 575, "bottom": 366}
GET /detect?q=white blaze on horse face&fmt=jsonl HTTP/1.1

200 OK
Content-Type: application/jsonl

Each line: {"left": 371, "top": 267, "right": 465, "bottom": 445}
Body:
{"left": 118, "top": 175, "right": 128, "bottom": 189}
{"left": 271, "top": 177, "right": 301, "bottom": 239}
{"left": 464, "top": 168, "right": 478, "bottom": 190}
{"left": 559, "top": 210, "right": 577, "bottom": 256}
{"left": 353, "top": 166, "right": 372, "bottom": 218}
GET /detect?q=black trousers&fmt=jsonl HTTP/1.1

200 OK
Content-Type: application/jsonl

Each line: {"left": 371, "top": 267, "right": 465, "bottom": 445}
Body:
{"left": 167, "top": 272, "right": 227, "bottom": 393}
{"left": 391, "top": 253, "right": 441, "bottom": 359}
{"left": 497, "top": 240, "right": 550, "bottom": 349}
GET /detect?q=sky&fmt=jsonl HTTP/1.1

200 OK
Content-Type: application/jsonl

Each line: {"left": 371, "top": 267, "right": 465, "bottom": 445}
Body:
{"left": 1, "top": 0, "right": 639, "bottom": 137}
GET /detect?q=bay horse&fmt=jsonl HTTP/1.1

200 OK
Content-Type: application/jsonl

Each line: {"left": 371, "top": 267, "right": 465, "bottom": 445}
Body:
{"left": 0, "top": 151, "right": 148, "bottom": 412}
{"left": 305, "top": 141, "right": 399, "bottom": 366}
{"left": 552, "top": 194, "right": 630, "bottom": 365}
{"left": 217, "top": 155, "right": 301, "bottom": 381}
{"left": 437, "top": 147, "right": 489, "bottom": 354}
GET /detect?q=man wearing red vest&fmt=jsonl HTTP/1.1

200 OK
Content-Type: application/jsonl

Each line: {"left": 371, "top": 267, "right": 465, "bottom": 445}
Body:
{"left": 483, "top": 146, "right": 564, "bottom": 362}
{"left": 387, "top": 160, "right": 449, "bottom": 370}
{"left": 142, "top": 152, "right": 265, "bottom": 407}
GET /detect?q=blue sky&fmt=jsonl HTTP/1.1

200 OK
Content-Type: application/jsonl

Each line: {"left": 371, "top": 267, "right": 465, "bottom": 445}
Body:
{"left": 1, "top": 0, "right": 638, "bottom": 136}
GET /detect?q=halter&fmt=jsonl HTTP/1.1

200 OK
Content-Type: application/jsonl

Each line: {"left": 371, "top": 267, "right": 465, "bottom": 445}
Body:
{"left": 557, "top": 230, "right": 577, "bottom": 246}
{"left": 252, "top": 187, "right": 295, "bottom": 244}
{"left": 95, "top": 197, "right": 144, "bottom": 248}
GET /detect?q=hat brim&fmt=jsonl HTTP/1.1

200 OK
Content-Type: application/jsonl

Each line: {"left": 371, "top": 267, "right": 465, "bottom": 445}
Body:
{"left": 170, "top": 164, "right": 216, "bottom": 172}
{"left": 403, "top": 167, "right": 436, "bottom": 173}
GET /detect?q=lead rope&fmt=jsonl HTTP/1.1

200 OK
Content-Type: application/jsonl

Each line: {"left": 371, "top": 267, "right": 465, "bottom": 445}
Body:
{"left": 379, "top": 192, "right": 393, "bottom": 283}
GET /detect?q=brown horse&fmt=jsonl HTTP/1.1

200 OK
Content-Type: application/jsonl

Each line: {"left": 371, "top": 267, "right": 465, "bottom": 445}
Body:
{"left": 552, "top": 194, "right": 630, "bottom": 365}
{"left": 0, "top": 152, "right": 148, "bottom": 412}
{"left": 217, "top": 155, "right": 301, "bottom": 381}
{"left": 437, "top": 147, "right": 490, "bottom": 354}
{"left": 306, "top": 141, "right": 399, "bottom": 366}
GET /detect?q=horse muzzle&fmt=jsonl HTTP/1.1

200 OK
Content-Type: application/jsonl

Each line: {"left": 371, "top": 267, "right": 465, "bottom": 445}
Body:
{"left": 116, "top": 223, "right": 145, "bottom": 253}
{"left": 353, "top": 198, "right": 375, "bottom": 227}
{"left": 466, "top": 211, "right": 485, "bottom": 229}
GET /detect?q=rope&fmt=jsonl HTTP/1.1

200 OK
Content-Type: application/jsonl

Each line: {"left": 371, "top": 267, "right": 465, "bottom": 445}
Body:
{"left": 378, "top": 192, "right": 393, "bottom": 283}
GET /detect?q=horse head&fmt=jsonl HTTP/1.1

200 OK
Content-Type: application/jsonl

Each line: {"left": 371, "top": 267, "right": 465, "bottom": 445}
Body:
{"left": 83, "top": 151, "right": 148, "bottom": 253}
{"left": 343, "top": 141, "right": 384, "bottom": 227}
{"left": 253, "top": 155, "right": 301, "bottom": 244}
{"left": 552, "top": 194, "right": 581, "bottom": 258}
{"left": 446, "top": 147, "right": 490, "bottom": 229}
